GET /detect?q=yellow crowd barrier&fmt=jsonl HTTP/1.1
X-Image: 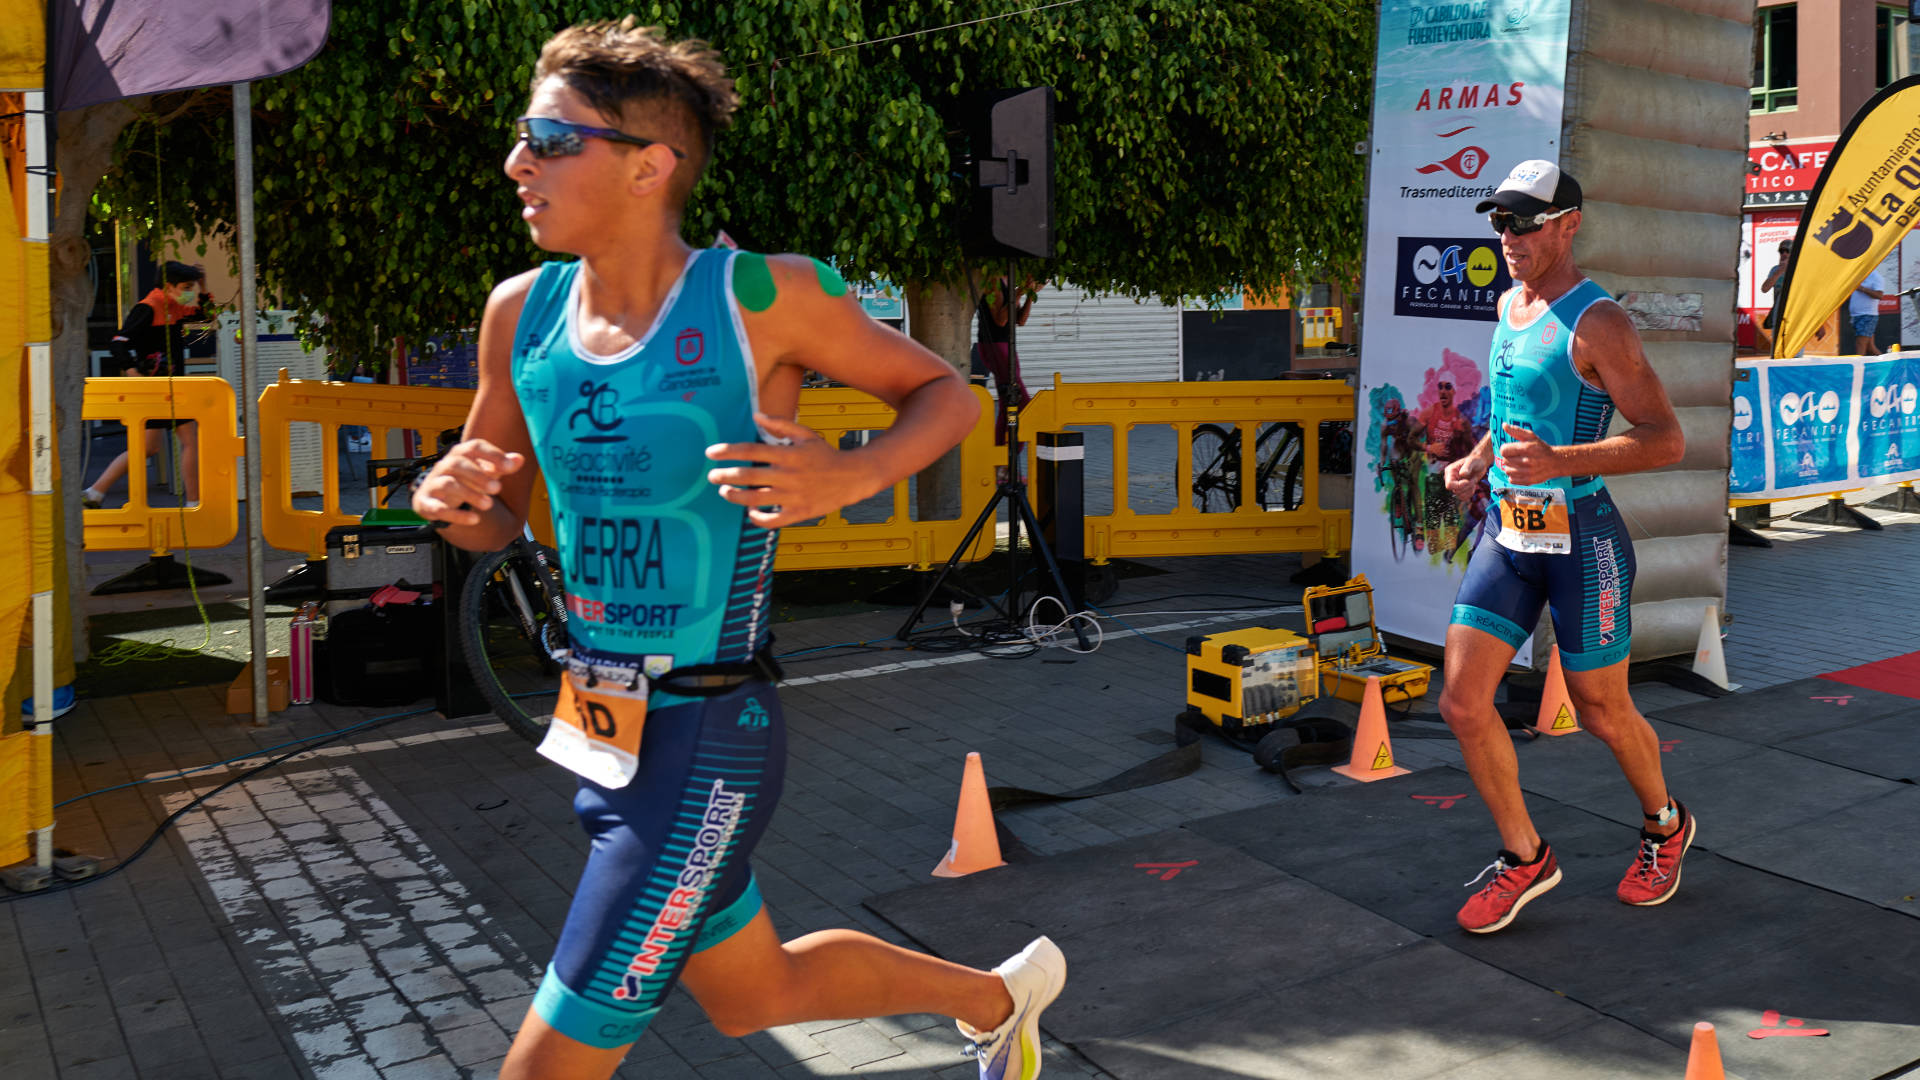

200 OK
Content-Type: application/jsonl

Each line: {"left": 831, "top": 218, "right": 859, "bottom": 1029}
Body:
{"left": 134, "top": 375, "right": 1347, "bottom": 575}
{"left": 1299, "top": 307, "right": 1344, "bottom": 349}
{"left": 1019, "top": 375, "right": 1354, "bottom": 562}
{"left": 255, "top": 373, "right": 554, "bottom": 558}
{"left": 81, "top": 377, "right": 243, "bottom": 554}
{"left": 776, "top": 384, "right": 997, "bottom": 571}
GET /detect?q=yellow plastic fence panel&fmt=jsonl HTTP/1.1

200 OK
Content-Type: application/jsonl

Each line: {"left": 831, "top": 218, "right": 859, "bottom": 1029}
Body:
{"left": 1299, "top": 307, "right": 1344, "bottom": 349}
{"left": 256, "top": 379, "right": 993, "bottom": 571}
{"left": 775, "top": 384, "right": 997, "bottom": 571}
{"left": 81, "top": 377, "right": 243, "bottom": 554}
{"left": 255, "top": 376, "right": 558, "bottom": 558}
{"left": 1019, "top": 376, "right": 1355, "bottom": 562}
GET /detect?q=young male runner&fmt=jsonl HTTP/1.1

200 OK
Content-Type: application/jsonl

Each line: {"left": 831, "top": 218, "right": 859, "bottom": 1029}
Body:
{"left": 413, "top": 20, "right": 1064, "bottom": 1079}
{"left": 1439, "top": 160, "right": 1691, "bottom": 933}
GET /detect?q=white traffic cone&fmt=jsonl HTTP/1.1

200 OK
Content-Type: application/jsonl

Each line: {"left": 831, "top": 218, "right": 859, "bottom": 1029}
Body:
{"left": 1692, "top": 603, "right": 1737, "bottom": 691}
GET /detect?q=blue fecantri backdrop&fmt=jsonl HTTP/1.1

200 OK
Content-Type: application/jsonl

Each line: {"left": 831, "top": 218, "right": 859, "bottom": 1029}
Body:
{"left": 1731, "top": 355, "right": 1920, "bottom": 500}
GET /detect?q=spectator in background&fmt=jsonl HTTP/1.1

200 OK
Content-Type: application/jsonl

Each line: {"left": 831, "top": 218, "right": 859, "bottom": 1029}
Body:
{"left": 1757, "top": 240, "right": 1790, "bottom": 356}
{"left": 1850, "top": 266, "right": 1886, "bottom": 356}
{"left": 977, "top": 275, "right": 1036, "bottom": 447}
{"left": 82, "top": 261, "right": 211, "bottom": 508}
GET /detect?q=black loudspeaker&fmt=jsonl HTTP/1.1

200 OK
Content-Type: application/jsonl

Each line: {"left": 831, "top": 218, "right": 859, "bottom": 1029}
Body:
{"left": 963, "top": 87, "right": 1056, "bottom": 258}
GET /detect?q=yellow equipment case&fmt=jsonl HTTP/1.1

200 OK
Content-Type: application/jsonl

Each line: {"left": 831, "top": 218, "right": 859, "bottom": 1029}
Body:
{"left": 1301, "top": 574, "right": 1432, "bottom": 705}
{"left": 1183, "top": 626, "right": 1320, "bottom": 735}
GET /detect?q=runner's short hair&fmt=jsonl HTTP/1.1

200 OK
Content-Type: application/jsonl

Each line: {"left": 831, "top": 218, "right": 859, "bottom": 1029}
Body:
{"left": 534, "top": 18, "right": 739, "bottom": 210}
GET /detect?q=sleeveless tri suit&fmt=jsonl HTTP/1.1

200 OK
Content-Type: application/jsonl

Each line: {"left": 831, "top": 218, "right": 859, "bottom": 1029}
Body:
{"left": 511, "top": 250, "right": 784, "bottom": 1047}
{"left": 1450, "top": 278, "right": 1636, "bottom": 672}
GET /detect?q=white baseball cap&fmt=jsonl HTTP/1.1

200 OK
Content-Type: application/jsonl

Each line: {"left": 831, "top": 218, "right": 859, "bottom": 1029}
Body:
{"left": 1475, "top": 159, "right": 1583, "bottom": 216}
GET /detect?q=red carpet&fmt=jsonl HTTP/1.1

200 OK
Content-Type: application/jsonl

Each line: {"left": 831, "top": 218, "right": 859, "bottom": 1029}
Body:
{"left": 1820, "top": 650, "right": 1920, "bottom": 699}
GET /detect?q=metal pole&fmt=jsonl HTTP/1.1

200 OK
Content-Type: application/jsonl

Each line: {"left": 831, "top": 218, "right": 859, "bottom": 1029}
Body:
{"left": 26, "top": 88, "right": 56, "bottom": 869}
{"left": 234, "top": 82, "right": 270, "bottom": 725}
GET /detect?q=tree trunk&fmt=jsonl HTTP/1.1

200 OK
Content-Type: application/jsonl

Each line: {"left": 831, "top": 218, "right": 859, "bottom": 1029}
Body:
{"left": 905, "top": 277, "right": 975, "bottom": 521}
{"left": 51, "top": 102, "right": 139, "bottom": 662}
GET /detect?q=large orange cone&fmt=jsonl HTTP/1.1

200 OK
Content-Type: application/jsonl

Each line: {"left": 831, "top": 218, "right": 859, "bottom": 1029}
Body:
{"left": 1684, "top": 1021, "right": 1725, "bottom": 1080}
{"left": 1533, "top": 645, "right": 1581, "bottom": 737}
{"left": 1332, "top": 676, "right": 1410, "bottom": 782}
{"left": 932, "top": 752, "right": 1007, "bottom": 877}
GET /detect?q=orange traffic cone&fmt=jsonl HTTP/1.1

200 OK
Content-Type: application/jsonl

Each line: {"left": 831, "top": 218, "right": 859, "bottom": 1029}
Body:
{"left": 1684, "top": 1021, "right": 1725, "bottom": 1080}
{"left": 932, "top": 752, "right": 1007, "bottom": 878}
{"left": 1534, "top": 645, "right": 1581, "bottom": 737}
{"left": 1332, "top": 676, "right": 1410, "bottom": 782}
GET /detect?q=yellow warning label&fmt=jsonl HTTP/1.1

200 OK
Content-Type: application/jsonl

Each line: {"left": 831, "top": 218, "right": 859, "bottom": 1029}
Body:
{"left": 1552, "top": 705, "right": 1576, "bottom": 730}
{"left": 1370, "top": 742, "right": 1394, "bottom": 770}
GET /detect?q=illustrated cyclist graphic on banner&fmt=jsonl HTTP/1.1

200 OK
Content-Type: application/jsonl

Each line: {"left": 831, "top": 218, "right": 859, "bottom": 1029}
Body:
{"left": 1366, "top": 347, "right": 1492, "bottom": 564}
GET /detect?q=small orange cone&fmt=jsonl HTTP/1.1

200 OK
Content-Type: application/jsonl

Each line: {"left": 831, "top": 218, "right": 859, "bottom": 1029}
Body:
{"left": 1332, "top": 676, "right": 1411, "bottom": 782}
{"left": 1534, "top": 645, "right": 1581, "bottom": 737}
{"left": 932, "top": 752, "right": 1007, "bottom": 878}
{"left": 1684, "top": 1021, "right": 1725, "bottom": 1080}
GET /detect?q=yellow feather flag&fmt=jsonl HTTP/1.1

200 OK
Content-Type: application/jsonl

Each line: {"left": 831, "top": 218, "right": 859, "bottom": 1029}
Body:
{"left": 1774, "top": 75, "right": 1920, "bottom": 359}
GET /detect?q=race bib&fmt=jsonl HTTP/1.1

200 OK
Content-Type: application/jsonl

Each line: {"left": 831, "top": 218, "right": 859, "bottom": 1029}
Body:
{"left": 1496, "top": 486, "right": 1571, "bottom": 554}
{"left": 537, "top": 658, "right": 648, "bottom": 789}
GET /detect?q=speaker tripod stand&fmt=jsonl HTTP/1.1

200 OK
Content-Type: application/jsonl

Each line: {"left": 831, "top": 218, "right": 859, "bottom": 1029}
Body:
{"left": 896, "top": 268, "right": 1090, "bottom": 649}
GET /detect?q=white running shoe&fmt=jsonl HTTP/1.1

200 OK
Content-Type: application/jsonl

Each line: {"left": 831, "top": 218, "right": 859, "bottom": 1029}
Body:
{"left": 957, "top": 936, "right": 1067, "bottom": 1080}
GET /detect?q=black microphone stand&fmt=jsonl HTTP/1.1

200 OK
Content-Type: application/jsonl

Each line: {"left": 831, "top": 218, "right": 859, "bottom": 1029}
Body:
{"left": 896, "top": 265, "right": 1089, "bottom": 648}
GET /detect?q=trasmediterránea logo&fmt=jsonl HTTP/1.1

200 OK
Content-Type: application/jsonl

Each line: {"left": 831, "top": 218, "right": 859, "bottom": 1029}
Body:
{"left": 1394, "top": 237, "right": 1511, "bottom": 321}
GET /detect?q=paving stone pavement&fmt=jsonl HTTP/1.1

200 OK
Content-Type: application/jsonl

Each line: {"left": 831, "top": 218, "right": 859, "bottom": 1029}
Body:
{"left": 18, "top": 486, "right": 1918, "bottom": 1078}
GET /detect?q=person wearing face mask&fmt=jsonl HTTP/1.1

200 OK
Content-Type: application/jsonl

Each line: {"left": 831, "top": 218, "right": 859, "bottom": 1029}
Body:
{"left": 82, "top": 261, "right": 212, "bottom": 508}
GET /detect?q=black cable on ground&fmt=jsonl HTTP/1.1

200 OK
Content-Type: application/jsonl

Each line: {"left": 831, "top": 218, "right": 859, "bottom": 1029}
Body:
{"left": 0, "top": 706, "right": 439, "bottom": 904}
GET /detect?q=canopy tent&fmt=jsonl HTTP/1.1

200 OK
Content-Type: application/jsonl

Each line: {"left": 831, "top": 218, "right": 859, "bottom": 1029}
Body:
{"left": 2, "top": 0, "right": 329, "bottom": 877}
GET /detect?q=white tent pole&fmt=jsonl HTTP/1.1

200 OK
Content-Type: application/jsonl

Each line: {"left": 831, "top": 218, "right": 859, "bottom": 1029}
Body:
{"left": 233, "top": 82, "right": 269, "bottom": 726}
{"left": 25, "top": 88, "right": 55, "bottom": 867}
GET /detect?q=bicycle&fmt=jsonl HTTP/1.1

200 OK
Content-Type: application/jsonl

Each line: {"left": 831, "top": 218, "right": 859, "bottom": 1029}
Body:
{"left": 1190, "top": 422, "right": 1306, "bottom": 513}
{"left": 458, "top": 524, "right": 567, "bottom": 744}
{"left": 374, "top": 431, "right": 568, "bottom": 744}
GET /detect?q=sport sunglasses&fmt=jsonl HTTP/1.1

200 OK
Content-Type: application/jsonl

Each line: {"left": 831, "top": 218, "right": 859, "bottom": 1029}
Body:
{"left": 1488, "top": 206, "right": 1574, "bottom": 236}
{"left": 514, "top": 116, "right": 686, "bottom": 160}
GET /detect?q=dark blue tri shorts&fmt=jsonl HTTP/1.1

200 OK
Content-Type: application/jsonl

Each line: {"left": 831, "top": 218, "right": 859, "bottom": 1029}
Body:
{"left": 531, "top": 679, "right": 783, "bottom": 1048}
{"left": 1450, "top": 485, "right": 1635, "bottom": 672}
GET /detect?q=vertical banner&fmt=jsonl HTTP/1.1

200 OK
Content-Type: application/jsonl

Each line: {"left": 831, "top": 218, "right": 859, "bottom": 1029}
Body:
{"left": 1356, "top": 0, "right": 1573, "bottom": 656}
{"left": 1858, "top": 354, "right": 1920, "bottom": 482}
{"left": 1768, "top": 362, "right": 1856, "bottom": 492}
{"left": 1730, "top": 367, "right": 1766, "bottom": 496}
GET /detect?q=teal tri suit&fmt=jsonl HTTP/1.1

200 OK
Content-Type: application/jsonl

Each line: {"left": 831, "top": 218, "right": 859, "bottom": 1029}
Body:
{"left": 512, "top": 250, "right": 785, "bottom": 1047}
{"left": 1451, "top": 278, "right": 1636, "bottom": 671}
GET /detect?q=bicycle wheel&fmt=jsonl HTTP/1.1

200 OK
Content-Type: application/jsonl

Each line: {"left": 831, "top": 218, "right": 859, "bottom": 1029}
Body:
{"left": 460, "top": 543, "right": 567, "bottom": 744}
{"left": 1253, "top": 423, "right": 1305, "bottom": 511}
{"left": 1191, "top": 423, "right": 1241, "bottom": 512}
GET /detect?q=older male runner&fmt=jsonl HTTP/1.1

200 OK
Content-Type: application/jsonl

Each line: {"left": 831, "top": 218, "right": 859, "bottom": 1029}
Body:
{"left": 414, "top": 20, "right": 1063, "bottom": 1079}
{"left": 1440, "top": 160, "right": 1690, "bottom": 933}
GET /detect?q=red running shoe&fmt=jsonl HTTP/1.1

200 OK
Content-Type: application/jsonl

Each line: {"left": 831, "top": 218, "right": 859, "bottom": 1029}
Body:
{"left": 1618, "top": 801, "right": 1695, "bottom": 906}
{"left": 1457, "top": 844, "right": 1561, "bottom": 934}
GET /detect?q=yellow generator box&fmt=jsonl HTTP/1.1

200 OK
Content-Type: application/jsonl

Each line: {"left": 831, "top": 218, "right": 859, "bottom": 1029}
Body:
{"left": 1302, "top": 574, "right": 1433, "bottom": 705}
{"left": 1184, "top": 626, "right": 1319, "bottom": 735}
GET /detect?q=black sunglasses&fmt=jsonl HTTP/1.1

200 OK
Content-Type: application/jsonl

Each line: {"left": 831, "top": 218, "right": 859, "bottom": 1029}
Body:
{"left": 1488, "top": 207, "right": 1574, "bottom": 237}
{"left": 514, "top": 116, "right": 686, "bottom": 160}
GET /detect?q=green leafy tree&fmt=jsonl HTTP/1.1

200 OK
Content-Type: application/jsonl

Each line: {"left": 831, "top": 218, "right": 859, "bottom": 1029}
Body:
{"left": 96, "top": 0, "right": 1374, "bottom": 372}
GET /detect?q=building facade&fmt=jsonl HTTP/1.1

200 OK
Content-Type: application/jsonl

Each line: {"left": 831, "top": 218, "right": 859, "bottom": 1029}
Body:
{"left": 1742, "top": 0, "right": 1919, "bottom": 352}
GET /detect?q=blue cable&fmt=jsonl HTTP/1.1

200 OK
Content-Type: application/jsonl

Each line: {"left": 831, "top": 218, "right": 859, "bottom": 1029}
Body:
{"left": 53, "top": 706, "right": 438, "bottom": 809}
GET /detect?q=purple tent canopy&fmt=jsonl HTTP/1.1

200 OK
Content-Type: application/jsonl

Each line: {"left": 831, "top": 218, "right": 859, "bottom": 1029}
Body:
{"left": 50, "top": 0, "right": 332, "bottom": 111}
